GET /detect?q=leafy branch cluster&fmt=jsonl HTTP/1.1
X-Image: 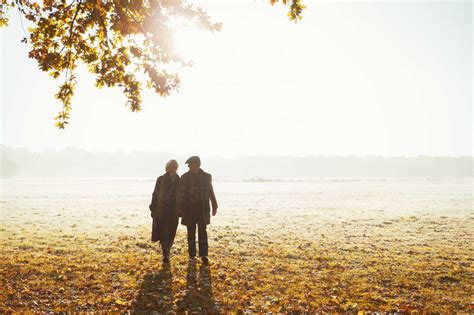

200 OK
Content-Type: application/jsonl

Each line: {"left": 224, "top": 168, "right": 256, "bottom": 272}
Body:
{"left": 1, "top": 0, "right": 304, "bottom": 128}
{"left": 270, "top": 0, "right": 305, "bottom": 21}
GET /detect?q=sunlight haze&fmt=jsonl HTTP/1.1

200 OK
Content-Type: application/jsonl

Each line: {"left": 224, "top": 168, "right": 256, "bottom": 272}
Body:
{"left": 1, "top": 1, "right": 472, "bottom": 157}
{"left": 1, "top": 2, "right": 473, "bottom": 312}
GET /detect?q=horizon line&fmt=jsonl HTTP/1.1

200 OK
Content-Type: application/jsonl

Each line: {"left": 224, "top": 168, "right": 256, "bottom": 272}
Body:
{"left": 1, "top": 145, "right": 473, "bottom": 159}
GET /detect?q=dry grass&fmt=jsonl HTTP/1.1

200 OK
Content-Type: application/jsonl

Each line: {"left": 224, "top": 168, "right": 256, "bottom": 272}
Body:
{"left": 1, "top": 217, "right": 473, "bottom": 313}
{"left": 1, "top": 179, "right": 473, "bottom": 312}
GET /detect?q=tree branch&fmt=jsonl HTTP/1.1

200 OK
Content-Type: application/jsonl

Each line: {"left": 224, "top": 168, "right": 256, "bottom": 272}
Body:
{"left": 59, "top": 0, "right": 80, "bottom": 55}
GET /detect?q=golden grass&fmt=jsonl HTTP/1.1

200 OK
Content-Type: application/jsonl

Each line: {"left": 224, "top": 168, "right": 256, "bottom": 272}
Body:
{"left": 1, "top": 214, "right": 473, "bottom": 313}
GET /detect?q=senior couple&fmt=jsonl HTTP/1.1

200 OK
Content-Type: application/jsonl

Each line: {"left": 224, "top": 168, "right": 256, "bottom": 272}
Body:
{"left": 149, "top": 156, "right": 218, "bottom": 264}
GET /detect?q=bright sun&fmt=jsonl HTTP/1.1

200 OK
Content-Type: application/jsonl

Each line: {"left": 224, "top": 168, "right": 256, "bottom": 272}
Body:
{"left": 172, "top": 26, "right": 213, "bottom": 60}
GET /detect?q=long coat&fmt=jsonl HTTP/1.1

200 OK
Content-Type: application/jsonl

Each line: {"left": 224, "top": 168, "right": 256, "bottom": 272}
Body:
{"left": 149, "top": 173, "right": 180, "bottom": 242}
{"left": 178, "top": 169, "right": 217, "bottom": 226}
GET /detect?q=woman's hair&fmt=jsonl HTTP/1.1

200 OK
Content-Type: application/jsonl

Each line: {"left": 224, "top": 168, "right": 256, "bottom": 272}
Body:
{"left": 165, "top": 159, "right": 179, "bottom": 172}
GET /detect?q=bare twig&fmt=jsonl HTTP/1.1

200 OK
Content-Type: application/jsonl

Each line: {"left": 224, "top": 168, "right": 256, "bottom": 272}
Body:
{"left": 16, "top": 5, "right": 28, "bottom": 42}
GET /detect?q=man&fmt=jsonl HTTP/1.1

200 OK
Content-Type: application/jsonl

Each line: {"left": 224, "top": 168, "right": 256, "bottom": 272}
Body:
{"left": 177, "top": 155, "right": 218, "bottom": 264}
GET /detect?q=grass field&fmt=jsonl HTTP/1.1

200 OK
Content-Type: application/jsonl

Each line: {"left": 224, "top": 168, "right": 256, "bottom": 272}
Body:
{"left": 1, "top": 179, "right": 473, "bottom": 312}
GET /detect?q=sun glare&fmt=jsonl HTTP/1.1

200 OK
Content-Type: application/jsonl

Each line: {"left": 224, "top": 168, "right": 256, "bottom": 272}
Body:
{"left": 172, "top": 26, "right": 210, "bottom": 59}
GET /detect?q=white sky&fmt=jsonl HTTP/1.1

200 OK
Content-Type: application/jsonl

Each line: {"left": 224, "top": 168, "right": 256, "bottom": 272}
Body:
{"left": 1, "top": 1, "right": 472, "bottom": 157}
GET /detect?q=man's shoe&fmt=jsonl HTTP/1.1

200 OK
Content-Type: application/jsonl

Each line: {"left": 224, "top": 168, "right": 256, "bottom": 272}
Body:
{"left": 189, "top": 255, "right": 196, "bottom": 261}
{"left": 201, "top": 256, "right": 209, "bottom": 264}
{"left": 162, "top": 256, "right": 170, "bottom": 264}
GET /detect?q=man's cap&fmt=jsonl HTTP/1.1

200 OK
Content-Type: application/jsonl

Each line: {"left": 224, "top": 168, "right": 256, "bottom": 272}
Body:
{"left": 185, "top": 155, "right": 201, "bottom": 166}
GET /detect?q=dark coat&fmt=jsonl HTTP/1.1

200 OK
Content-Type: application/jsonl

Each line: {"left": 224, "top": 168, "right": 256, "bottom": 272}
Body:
{"left": 178, "top": 169, "right": 217, "bottom": 226}
{"left": 149, "top": 173, "right": 181, "bottom": 242}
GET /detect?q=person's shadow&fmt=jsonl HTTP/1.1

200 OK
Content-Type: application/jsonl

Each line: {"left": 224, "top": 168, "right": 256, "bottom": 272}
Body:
{"left": 132, "top": 264, "right": 174, "bottom": 312}
{"left": 176, "top": 260, "right": 215, "bottom": 312}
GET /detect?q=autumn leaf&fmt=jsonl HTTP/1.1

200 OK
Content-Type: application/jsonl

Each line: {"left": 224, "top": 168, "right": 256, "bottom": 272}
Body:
{"left": 1, "top": 0, "right": 304, "bottom": 128}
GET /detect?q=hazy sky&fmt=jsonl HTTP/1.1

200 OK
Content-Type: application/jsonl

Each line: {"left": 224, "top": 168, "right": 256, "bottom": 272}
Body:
{"left": 1, "top": 0, "right": 472, "bottom": 157}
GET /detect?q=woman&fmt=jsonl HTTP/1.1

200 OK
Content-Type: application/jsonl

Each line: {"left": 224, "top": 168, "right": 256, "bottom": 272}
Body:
{"left": 149, "top": 159, "right": 181, "bottom": 263}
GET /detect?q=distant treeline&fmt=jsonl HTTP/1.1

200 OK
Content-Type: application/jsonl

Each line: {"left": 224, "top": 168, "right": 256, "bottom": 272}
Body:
{"left": 1, "top": 145, "right": 472, "bottom": 179}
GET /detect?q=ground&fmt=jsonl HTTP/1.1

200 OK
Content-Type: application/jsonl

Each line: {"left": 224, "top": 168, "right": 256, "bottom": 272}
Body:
{"left": 1, "top": 179, "right": 472, "bottom": 312}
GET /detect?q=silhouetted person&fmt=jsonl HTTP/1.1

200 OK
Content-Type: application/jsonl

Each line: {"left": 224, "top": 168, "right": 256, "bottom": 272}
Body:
{"left": 178, "top": 156, "right": 218, "bottom": 264}
{"left": 149, "top": 159, "right": 181, "bottom": 263}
